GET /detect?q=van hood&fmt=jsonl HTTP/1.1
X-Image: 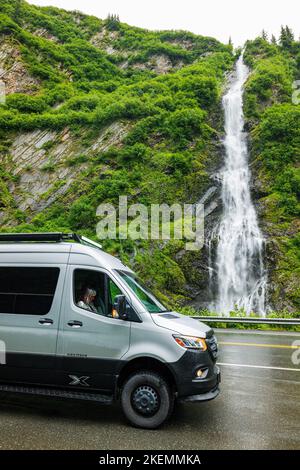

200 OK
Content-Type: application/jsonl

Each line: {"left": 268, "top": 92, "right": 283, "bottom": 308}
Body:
{"left": 151, "top": 311, "right": 212, "bottom": 338}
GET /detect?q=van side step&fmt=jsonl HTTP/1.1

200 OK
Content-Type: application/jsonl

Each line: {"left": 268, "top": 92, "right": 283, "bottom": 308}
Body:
{"left": 0, "top": 383, "right": 113, "bottom": 404}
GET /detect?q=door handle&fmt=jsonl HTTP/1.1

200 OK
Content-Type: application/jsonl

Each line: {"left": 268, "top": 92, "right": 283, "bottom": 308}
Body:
{"left": 67, "top": 320, "right": 83, "bottom": 328}
{"left": 39, "top": 318, "right": 53, "bottom": 325}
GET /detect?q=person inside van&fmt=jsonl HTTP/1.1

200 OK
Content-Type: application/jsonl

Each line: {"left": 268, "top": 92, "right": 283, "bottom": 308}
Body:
{"left": 77, "top": 287, "right": 106, "bottom": 315}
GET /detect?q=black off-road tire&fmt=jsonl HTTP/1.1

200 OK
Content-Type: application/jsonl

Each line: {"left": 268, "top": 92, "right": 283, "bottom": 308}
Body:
{"left": 120, "top": 371, "right": 174, "bottom": 429}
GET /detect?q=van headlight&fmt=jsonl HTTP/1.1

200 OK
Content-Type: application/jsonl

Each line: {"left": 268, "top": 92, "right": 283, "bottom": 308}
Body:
{"left": 173, "top": 335, "right": 207, "bottom": 351}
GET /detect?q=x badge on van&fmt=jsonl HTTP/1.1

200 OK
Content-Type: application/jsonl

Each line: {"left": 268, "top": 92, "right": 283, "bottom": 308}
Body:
{"left": 68, "top": 375, "right": 90, "bottom": 387}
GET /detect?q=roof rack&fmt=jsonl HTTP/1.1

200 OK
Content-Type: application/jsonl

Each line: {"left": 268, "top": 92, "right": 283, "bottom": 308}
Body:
{"left": 0, "top": 232, "right": 102, "bottom": 249}
{"left": 0, "top": 232, "right": 78, "bottom": 243}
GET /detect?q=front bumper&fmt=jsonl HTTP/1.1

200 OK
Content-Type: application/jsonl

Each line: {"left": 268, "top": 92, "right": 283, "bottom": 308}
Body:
{"left": 179, "top": 385, "right": 220, "bottom": 403}
{"left": 168, "top": 348, "right": 220, "bottom": 399}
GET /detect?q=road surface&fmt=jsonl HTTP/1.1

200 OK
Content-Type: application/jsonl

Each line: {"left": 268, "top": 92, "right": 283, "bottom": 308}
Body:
{"left": 0, "top": 329, "right": 299, "bottom": 450}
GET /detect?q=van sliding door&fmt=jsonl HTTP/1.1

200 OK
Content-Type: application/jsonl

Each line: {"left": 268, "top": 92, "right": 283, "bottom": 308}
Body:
{"left": 0, "top": 265, "right": 66, "bottom": 386}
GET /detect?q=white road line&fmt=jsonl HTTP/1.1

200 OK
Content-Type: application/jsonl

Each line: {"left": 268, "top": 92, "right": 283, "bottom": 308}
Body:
{"left": 217, "top": 362, "right": 300, "bottom": 372}
{"left": 219, "top": 341, "right": 298, "bottom": 349}
{"left": 215, "top": 329, "right": 300, "bottom": 338}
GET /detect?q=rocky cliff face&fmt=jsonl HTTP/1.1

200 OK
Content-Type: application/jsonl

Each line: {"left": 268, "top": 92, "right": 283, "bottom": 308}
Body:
{"left": 0, "top": 36, "right": 40, "bottom": 94}
{"left": 6, "top": 1, "right": 298, "bottom": 314}
{"left": 243, "top": 39, "right": 300, "bottom": 314}
{"left": 0, "top": 6, "right": 244, "bottom": 312}
{"left": 1, "top": 122, "right": 130, "bottom": 225}
{"left": 251, "top": 158, "right": 300, "bottom": 313}
{"left": 0, "top": 4, "right": 297, "bottom": 315}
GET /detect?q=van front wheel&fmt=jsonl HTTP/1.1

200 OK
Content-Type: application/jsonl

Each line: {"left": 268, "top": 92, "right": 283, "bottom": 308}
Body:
{"left": 121, "top": 371, "right": 174, "bottom": 429}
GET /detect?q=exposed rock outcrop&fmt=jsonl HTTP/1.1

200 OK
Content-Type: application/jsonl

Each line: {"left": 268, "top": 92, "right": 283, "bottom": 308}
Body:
{"left": 2, "top": 122, "right": 130, "bottom": 222}
{"left": 0, "top": 37, "right": 40, "bottom": 95}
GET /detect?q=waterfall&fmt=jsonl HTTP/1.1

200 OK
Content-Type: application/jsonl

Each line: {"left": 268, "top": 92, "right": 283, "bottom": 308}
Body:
{"left": 211, "top": 55, "right": 267, "bottom": 316}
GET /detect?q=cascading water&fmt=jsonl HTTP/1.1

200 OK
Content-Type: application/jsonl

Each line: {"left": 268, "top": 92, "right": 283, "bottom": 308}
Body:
{"left": 210, "top": 55, "right": 267, "bottom": 316}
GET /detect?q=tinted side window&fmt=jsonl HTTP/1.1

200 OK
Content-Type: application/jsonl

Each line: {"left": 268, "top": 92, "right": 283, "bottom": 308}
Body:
{"left": 0, "top": 267, "right": 60, "bottom": 315}
{"left": 74, "top": 270, "right": 125, "bottom": 319}
{"left": 74, "top": 269, "right": 107, "bottom": 316}
{"left": 108, "top": 277, "right": 140, "bottom": 322}
{"left": 73, "top": 269, "right": 140, "bottom": 321}
{"left": 108, "top": 278, "right": 122, "bottom": 305}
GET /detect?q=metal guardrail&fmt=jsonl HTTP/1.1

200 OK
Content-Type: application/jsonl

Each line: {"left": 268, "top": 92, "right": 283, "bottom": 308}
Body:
{"left": 192, "top": 316, "right": 300, "bottom": 326}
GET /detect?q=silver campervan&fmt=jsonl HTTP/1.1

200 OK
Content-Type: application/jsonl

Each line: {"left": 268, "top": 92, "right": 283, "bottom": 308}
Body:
{"left": 0, "top": 233, "right": 220, "bottom": 429}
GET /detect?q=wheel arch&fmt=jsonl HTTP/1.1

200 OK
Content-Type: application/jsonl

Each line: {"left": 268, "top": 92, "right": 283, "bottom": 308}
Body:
{"left": 116, "top": 357, "right": 177, "bottom": 396}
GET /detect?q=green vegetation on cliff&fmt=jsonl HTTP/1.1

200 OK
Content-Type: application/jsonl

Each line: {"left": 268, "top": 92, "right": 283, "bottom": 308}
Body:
{"left": 0, "top": 0, "right": 233, "bottom": 307}
{"left": 0, "top": 1, "right": 299, "bottom": 314}
{"left": 244, "top": 33, "right": 300, "bottom": 312}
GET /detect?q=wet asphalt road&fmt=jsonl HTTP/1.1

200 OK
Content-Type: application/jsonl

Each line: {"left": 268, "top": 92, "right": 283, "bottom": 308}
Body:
{"left": 0, "top": 329, "right": 299, "bottom": 450}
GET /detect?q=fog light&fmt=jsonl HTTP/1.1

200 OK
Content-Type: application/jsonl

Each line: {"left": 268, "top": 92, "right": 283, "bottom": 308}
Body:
{"left": 195, "top": 368, "right": 208, "bottom": 379}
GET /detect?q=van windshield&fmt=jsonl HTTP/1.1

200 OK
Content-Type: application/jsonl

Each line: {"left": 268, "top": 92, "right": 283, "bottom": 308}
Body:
{"left": 116, "top": 270, "right": 168, "bottom": 314}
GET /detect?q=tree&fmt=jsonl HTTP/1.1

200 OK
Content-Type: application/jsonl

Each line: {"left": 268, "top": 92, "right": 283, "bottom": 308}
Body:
{"left": 228, "top": 36, "right": 234, "bottom": 52}
{"left": 279, "top": 25, "right": 294, "bottom": 50}
{"left": 261, "top": 30, "right": 268, "bottom": 41}
{"left": 105, "top": 13, "right": 120, "bottom": 31}
{"left": 271, "top": 34, "right": 277, "bottom": 45}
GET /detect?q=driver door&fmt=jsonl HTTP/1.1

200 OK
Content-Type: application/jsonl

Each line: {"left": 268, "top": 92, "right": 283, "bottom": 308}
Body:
{"left": 56, "top": 266, "right": 130, "bottom": 392}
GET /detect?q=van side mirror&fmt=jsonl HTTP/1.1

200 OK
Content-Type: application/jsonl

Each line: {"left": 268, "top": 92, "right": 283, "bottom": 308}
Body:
{"left": 113, "top": 295, "right": 128, "bottom": 320}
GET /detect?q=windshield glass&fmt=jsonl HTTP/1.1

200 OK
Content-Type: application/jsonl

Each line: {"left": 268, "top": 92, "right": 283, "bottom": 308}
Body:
{"left": 116, "top": 270, "right": 168, "bottom": 314}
